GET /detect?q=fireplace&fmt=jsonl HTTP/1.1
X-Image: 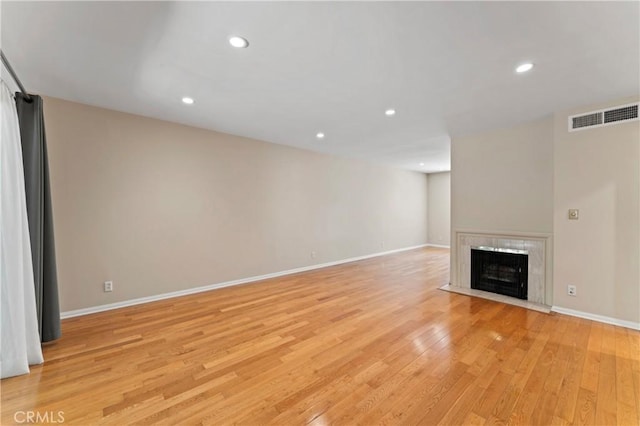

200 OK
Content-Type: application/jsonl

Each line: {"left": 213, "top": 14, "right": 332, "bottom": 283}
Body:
{"left": 471, "top": 246, "right": 528, "bottom": 300}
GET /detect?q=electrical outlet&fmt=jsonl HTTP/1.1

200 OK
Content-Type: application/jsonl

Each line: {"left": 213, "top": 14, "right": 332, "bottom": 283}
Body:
{"left": 567, "top": 285, "right": 576, "bottom": 296}
{"left": 104, "top": 281, "right": 113, "bottom": 292}
{"left": 310, "top": 251, "right": 317, "bottom": 259}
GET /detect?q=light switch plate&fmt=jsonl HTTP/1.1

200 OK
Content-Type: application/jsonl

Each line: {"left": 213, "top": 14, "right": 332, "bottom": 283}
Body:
{"left": 568, "top": 209, "right": 579, "bottom": 220}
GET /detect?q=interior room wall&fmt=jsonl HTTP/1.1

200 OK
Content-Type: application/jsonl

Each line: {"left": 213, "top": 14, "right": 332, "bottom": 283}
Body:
{"left": 451, "top": 117, "right": 554, "bottom": 234}
{"left": 451, "top": 96, "right": 639, "bottom": 327}
{"left": 450, "top": 117, "right": 555, "bottom": 286}
{"left": 43, "top": 97, "right": 429, "bottom": 312}
{"left": 427, "top": 172, "right": 450, "bottom": 246}
{"left": 553, "top": 97, "right": 639, "bottom": 325}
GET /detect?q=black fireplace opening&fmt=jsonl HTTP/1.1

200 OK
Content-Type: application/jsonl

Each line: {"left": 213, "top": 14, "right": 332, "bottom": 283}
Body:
{"left": 471, "top": 247, "right": 528, "bottom": 300}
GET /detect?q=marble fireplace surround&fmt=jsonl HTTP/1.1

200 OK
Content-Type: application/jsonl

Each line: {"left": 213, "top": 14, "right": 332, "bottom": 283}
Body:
{"left": 452, "top": 230, "right": 553, "bottom": 306}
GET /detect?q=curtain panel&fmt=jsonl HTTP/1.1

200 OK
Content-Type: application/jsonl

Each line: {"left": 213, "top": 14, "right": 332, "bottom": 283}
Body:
{"left": 0, "top": 81, "right": 44, "bottom": 378}
{"left": 16, "top": 93, "right": 61, "bottom": 343}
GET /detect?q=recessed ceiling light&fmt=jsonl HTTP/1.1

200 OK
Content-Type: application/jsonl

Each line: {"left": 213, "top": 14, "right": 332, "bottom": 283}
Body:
{"left": 516, "top": 63, "right": 534, "bottom": 73}
{"left": 316, "top": 132, "right": 325, "bottom": 139}
{"left": 385, "top": 109, "right": 396, "bottom": 116}
{"left": 419, "top": 162, "right": 425, "bottom": 166}
{"left": 229, "top": 36, "right": 249, "bottom": 48}
{"left": 182, "top": 97, "right": 194, "bottom": 105}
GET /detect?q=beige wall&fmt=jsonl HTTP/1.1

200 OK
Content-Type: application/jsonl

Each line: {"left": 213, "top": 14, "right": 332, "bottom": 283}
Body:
{"left": 44, "top": 97, "right": 428, "bottom": 312}
{"left": 451, "top": 117, "right": 554, "bottom": 234}
{"left": 553, "top": 97, "right": 639, "bottom": 324}
{"left": 427, "top": 172, "right": 450, "bottom": 246}
{"left": 451, "top": 96, "right": 639, "bottom": 325}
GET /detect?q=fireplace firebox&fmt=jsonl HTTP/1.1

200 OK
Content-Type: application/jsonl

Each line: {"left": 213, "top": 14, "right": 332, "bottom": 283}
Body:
{"left": 471, "top": 246, "right": 528, "bottom": 300}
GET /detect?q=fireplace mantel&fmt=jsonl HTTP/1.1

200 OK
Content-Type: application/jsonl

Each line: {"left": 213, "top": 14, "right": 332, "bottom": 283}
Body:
{"left": 451, "top": 229, "right": 553, "bottom": 306}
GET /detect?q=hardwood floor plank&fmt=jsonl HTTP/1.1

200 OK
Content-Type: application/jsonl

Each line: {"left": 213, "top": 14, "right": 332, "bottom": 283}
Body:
{"left": 463, "top": 411, "right": 487, "bottom": 426}
{"left": 573, "top": 387, "right": 597, "bottom": 425}
{"left": 1, "top": 247, "right": 638, "bottom": 425}
{"left": 553, "top": 319, "right": 590, "bottom": 423}
{"left": 595, "top": 352, "right": 618, "bottom": 425}
{"left": 473, "top": 370, "right": 514, "bottom": 419}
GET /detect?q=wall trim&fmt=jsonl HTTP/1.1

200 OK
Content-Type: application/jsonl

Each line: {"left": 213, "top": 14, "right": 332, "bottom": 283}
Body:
{"left": 61, "top": 244, "right": 430, "bottom": 319}
{"left": 426, "top": 243, "right": 450, "bottom": 248}
{"left": 551, "top": 306, "right": 640, "bottom": 331}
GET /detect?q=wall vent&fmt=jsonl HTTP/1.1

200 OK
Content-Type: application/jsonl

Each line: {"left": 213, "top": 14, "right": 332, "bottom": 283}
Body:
{"left": 568, "top": 102, "right": 638, "bottom": 132}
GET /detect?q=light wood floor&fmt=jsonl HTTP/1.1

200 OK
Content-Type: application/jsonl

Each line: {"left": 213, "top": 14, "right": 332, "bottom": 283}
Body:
{"left": 2, "top": 247, "right": 639, "bottom": 425}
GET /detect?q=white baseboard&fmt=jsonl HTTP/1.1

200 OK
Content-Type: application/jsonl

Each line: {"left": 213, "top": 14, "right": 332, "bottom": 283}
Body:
{"left": 61, "top": 244, "right": 429, "bottom": 319}
{"left": 551, "top": 306, "right": 640, "bottom": 330}
{"left": 426, "top": 243, "right": 450, "bottom": 248}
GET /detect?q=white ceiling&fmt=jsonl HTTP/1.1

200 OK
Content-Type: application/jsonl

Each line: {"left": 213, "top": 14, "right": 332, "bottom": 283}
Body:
{"left": 2, "top": 1, "right": 638, "bottom": 173}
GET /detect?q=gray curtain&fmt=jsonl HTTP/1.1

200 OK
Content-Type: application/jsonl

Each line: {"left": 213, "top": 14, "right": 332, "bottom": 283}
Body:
{"left": 15, "top": 93, "right": 61, "bottom": 343}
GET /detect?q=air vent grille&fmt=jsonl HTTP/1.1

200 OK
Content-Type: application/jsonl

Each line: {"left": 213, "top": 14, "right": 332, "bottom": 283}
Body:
{"left": 604, "top": 104, "right": 638, "bottom": 124}
{"left": 569, "top": 102, "right": 639, "bottom": 132}
{"left": 572, "top": 113, "right": 602, "bottom": 129}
